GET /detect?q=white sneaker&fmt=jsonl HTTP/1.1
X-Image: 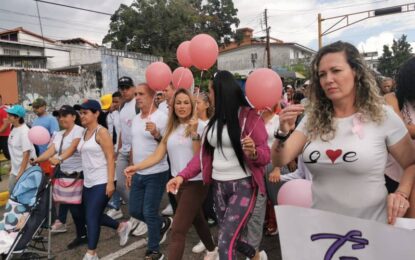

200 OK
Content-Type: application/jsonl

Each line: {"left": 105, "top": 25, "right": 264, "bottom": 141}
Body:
{"left": 204, "top": 247, "right": 218, "bottom": 260}
{"left": 118, "top": 221, "right": 132, "bottom": 246}
{"left": 132, "top": 221, "right": 148, "bottom": 237}
{"left": 259, "top": 250, "right": 268, "bottom": 260}
{"left": 161, "top": 204, "right": 173, "bottom": 216}
{"left": 106, "top": 208, "right": 123, "bottom": 220}
{"left": 192, "top": 240, "right": 206, "bottom": 253}
{"left": 128, "top": 217, "right": 139, "bottom": 230}
{"left": 83, "top": 253, "right": 99, "bottom": 260}
{"left": 51, "top": 220, "right": 67, "bottom": 233}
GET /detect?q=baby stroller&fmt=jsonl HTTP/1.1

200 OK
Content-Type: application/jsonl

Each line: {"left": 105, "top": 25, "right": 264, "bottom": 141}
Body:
{"left": 0, "top": 166, "right": 53, "bottom": 260}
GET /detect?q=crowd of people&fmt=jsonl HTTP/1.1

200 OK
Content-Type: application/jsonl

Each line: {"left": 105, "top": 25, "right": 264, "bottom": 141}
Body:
{"left": 1, "top": 40, "right": 415, "bottom": 260}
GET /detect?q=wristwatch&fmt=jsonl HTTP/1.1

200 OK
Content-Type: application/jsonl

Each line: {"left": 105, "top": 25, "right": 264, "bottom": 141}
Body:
{"left": 57, "top": 156, "right": 63, "bottom": 164}
{"left": 274, "top": 129, "right": 291, "bottom": 141}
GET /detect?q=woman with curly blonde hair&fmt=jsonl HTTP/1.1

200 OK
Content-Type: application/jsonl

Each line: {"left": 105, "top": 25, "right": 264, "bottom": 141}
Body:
{"left": 272, "top": 41, "right": 415, "bottom": 224}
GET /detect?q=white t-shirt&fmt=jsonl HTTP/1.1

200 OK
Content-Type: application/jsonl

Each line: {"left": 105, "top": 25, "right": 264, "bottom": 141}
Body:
{"left": 296, "top": 106, "right": 407, "bottom": 222}
{"left": 119, "top": 99, "right": 136, "bottom": 153}
{"left": 52, "top": 125, "right": 84, "bottom": 173}
{"left": 131, "top": 109, "right": 169, "bottom": 175}
{"left": 167, "top": 120, "right": 206, "bottom": 181}
{"left": 207, "top": 124, "right": 251, "bottom": 181}
{"left": 8, "top": 124, "right": 36, "bottom": 176}
{"left": 158, "top": 101, "right": 169, "bottom": 115}
{"left": 265, "top": 115, "right": 280, "bottom": 149}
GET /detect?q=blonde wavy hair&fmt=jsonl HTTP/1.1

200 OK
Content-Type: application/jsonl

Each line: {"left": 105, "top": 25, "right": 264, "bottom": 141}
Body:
{"left": 306, "top": 41, "right": 385, "bottom": 141}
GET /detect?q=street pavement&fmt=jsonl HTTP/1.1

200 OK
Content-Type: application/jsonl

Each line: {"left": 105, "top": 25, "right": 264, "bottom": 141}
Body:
{"left": 0, "top": 174, "right": 283, "bottom": 260}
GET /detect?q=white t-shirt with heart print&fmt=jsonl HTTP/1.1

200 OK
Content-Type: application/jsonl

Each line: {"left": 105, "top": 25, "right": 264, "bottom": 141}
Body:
{"left": 296, "top": 105, "right": 407, "bottom": 223}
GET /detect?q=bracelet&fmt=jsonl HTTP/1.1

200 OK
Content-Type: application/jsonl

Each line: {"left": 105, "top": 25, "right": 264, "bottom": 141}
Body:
{"left": 395, "top": 191, "right": 409, "bottom": 200}
{"left": 274, "top": 128, "right": 292, "bottom": 141}
{"left": 192, "top": 134, "right": 201, "bottom": 141}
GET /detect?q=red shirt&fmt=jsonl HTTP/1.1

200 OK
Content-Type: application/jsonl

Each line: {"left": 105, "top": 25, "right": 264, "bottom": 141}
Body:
{"left": 0, "top": 105, "right": 11, "bottom": 136}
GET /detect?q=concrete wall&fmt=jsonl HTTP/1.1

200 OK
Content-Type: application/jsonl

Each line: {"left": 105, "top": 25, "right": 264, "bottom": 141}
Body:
{"left": 16, "top": 70, "right": 100, "bottom": 124}
{"left": 101, "top": 54, "right": 156, "bottom": 94}
{"left": 0, "top": 70, "right": 18, "bottom": 104}
{"left": 69, "top": 47, "right": 101, "bottom": 66}
{"left": 45, "top": 48, "right": 71, "bottom": 69}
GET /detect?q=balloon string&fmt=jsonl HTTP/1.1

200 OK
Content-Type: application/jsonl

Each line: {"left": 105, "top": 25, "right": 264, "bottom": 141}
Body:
{"left": 194, "top": 70, "right": 204, "bottom": 115}
{"left": 146, "top": 95, "right": 157, "bottom": 121}
{"left": 177, "top": 69, "right": 184, "bottom": 89}
{"left": 247, "top": 110, "right": 264, "bottom": 137}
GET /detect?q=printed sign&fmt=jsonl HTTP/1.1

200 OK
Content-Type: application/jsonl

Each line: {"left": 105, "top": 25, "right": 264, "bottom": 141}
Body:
{"left": 275, "top": 206, "right": 415, "bottom": 260}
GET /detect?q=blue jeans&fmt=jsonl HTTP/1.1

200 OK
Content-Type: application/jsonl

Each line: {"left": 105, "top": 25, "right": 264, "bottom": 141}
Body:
{"left": 129, "top": 171, "right": 169, "bottom": 251}
{"left": 83, "top": 183, "right": 119, "bottom": 250}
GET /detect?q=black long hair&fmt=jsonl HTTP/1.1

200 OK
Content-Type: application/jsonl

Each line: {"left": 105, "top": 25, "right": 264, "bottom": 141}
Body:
{"left": 396, "top": 57, "right": 415, "bottom": 110}
{"left": 204, "top": 70, "right": 250, "bottom": 172}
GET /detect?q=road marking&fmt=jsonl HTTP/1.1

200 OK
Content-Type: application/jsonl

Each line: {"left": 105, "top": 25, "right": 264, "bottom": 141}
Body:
{"left": 101, "top": 239, "right": 147, "bottom": 260}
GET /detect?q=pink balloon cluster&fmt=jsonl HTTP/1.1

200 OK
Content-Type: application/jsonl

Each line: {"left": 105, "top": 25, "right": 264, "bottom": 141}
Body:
{"left": 245, "top": 68, "right": 283, "bottom": 110}
{"left": 177, "top": 34, "right": 219, "bottom": 70}
{"left": 277, "top": 179, "right": 312, "bottom": 208}
{"left": 28, "top": 126, "right": 50, "bottom": 145}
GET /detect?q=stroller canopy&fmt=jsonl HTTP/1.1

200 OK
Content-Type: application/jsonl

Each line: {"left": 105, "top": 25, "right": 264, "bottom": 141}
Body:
{"left": 10, "top": 166, "right": 43, "bottom": 207}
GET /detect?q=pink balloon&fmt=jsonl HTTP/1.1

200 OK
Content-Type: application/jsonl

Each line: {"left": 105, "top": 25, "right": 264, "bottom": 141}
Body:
{"left": 28, "top": 126, "right": 50, "bottom": 145}
{"left": 145, "top": 62, "right": 172, "bottom": 91}
{"left": 177, "top": 41, "right": 192, "bottom": 68}
{"left": 172, "top": 67, "right": 194, "bottom": 90}
{"left": 189, "top": 34, "right": 219, "bottom": 70}
{"left": 245, "top": 68, "right": 282, "bottom": 110}
{"left": 277, "top": 179, "right": 312, "bottom": 208}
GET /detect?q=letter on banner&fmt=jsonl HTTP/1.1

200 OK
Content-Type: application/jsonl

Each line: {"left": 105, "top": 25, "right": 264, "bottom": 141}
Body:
{"left": 275, "top": 206, "right": 415, "bottom": 260}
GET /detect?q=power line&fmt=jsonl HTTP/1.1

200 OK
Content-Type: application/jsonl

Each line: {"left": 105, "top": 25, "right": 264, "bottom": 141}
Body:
{"left": 34, "top": 0, "right": 113, "bottom": 16}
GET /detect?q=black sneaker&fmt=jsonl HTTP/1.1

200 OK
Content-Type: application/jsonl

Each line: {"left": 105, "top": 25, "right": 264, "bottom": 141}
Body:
{"left": 67, "top": 235, "right": 88, "bottom": 250}
{"left": 144, "top": 250, "right": 164, "bottom": 260}
{"left": 159, "top": 217, "right": 172, "bottom": 244}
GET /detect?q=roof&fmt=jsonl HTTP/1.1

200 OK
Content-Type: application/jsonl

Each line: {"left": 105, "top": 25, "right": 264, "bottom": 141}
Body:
{"left": 220, "top": 41, "right": 316, "bottom": 54}
{"left": 0, "top": 68, "right": 79, "bottom": 76}
{"left": 0, "top": 27, "right": 55, "bottom": 43}
{"left": 58, "top": 38, "right": 99, "bottom": 48}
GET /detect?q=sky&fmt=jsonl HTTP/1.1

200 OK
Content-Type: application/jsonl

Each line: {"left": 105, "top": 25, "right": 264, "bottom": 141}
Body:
{"left": 1, "top": 0, "right": 414, "bottom": 56}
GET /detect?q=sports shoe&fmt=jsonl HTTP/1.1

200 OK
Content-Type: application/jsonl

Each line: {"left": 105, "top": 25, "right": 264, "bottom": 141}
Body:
{"left": 245, "top": 250, "right": 268, "bottom": 260}
{"left": 67, "top": 235, "right": 88, "bottom": 249}
{"left": 204, "top": 247, "right": 218, "bottom": 260}
{"left": 118, "top": 221, "right": 132, "bottom": 246}
{"left": 132, "top": 221, "right": 148, "bottom": 237}
{"left": 51, "top": 220, "right": 67, "bottom": 233}
{"left": 161, "top": 204, "right": 173, "bottom": 216}
{"left": 159, "top": 217, "right": 172, "bottom": 244}
{"left": 144, "top": 250, "right": 164, "bottom": 260}
{"left": 129, "top": 217, "right": 139, "bottom": 230}
{"left": 106, "top": 208, "right": 123, "bottom": 220}
{"left": 192, "top": 240, "right": 206, "bottom": 253}
{"left": 83, "top": 253, "right": 99, "bottom": 260}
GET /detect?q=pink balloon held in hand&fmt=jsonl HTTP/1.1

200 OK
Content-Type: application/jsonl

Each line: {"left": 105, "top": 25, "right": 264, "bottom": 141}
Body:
{"left": 172, "top": 67, "right": 194, "bottom": 90}
{"left": 245, "top": 68, "right": 283, "bottom": 110}
{"left": 145, "top": 62, "right": 173, "bottom": 91}
{"left": 189, "top": 34, "right": 219, "bottom": 70}
{"left": 28, "top": 126, "right": 50, "bottom": 145}
{"left": 177, "top": 41, "right": 193, "bottom": 68}
{"left": 277, "top": 179, "right": 312, "bottom": 208}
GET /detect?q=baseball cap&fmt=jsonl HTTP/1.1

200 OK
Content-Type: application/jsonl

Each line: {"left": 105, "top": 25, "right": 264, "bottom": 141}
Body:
{"left": 58, "top": 105, "right": 77, "bottom": 116}
{"left": 100, "top": 94, "right": 112, "bottom": 110}
{"left": 32, "top": 98, "right": 47, "bottom": 108}
{"left": 79, "top": 99, "right": 101, "bottom": 112}
{"left": 7, "top": 105, "right": 26, "bottom": 118}
{"left": 118, "top": 76, "right": 134, "bottom": 89}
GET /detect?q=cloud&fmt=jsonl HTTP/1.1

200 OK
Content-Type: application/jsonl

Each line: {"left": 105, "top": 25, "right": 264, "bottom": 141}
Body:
{"left": 357, "top": 32, "right": 395, "bottom": 55}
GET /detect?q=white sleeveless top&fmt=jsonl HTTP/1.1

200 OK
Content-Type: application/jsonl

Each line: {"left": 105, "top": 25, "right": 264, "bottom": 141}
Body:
{"left": 385, "top": 101, "right": 415, "bottom": 182}
{"left": 77, "top": 126, "right": 109, "bottom": 188}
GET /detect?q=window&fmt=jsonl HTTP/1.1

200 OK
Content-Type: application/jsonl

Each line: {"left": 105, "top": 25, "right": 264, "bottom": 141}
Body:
{"left": 3, "top": 48, "right": 19, "bottom": 56}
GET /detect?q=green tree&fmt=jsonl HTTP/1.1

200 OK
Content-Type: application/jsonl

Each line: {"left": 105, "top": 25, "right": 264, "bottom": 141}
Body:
{"left": 103, "top": 0, "right": 239, "bottom": 68}
{"left": 378, "top": 34, "right": 413, "bottom": 77}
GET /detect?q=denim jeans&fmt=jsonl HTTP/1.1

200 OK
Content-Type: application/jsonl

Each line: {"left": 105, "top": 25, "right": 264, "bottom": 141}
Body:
{"left": 129, "top": 171, "right": 169, "bottom": 251}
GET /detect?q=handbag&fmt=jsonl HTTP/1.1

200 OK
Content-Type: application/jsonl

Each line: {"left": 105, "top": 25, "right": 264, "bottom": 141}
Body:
{"left": 52, "top": 135, "right": 84, "bottom": 204}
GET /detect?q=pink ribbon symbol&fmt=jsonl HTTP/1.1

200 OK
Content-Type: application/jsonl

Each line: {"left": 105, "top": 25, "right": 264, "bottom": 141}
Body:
{"left": 352, "top": 113, "right": 364, "bottom": 139}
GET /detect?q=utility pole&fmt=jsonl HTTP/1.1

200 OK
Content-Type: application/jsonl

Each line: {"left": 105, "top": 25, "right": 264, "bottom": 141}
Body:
{"left": 264, "top": 9, "right": 271, "bottom": 68}
{"left": 317, "top": 3, "right": 414, "bottom": 49}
